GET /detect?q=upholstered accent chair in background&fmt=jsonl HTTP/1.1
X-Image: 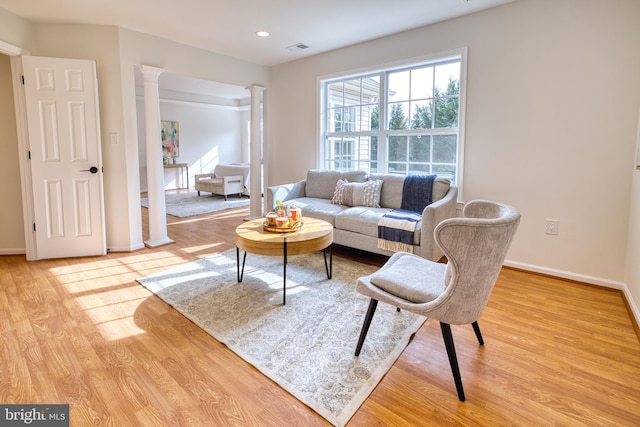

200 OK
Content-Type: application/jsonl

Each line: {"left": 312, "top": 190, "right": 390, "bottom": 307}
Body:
{"left": 194, "top": 163, "right": 250, "bottom": 200}
{"left": 354, "top": 200, "right": 521, "bottom": 401}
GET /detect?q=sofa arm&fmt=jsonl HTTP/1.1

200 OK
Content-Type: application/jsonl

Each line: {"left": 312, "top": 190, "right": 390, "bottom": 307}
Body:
{"left": 266, "top": 179, "right": 306, "bottom": 211}
{"left": 195, "top": 173, "right": 215, "bottom": 182}
{"left": 222, "top": 175, "right": 243, "bottom": 184}
{"left": 420, "top": 185, "right": 459, "bottom": 261}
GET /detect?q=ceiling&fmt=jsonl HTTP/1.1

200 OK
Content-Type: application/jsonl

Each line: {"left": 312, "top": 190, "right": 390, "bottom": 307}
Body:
{"left": 0, "top": 0, "right": 515, "bottom": 99}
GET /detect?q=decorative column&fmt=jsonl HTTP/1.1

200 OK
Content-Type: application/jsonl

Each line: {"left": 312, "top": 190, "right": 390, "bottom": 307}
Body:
{"left": 139, "top": 65, "right": 174, "bottom": 247}
{"left": 246, "top": 85, "right": 265, "bottom": 219}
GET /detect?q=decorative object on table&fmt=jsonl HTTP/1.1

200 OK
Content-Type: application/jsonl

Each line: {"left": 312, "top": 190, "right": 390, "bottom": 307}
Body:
{"left": 288, "top": 204, "right": 302, "bottom": 222}
{"left": 136, "top": 249, "right": 426, "bottom": 427}
{"left": 265, "top": 211, "right": 277, "bottom": 226}
{"left": 161, "top": 120, "right": 179, "bottom": 163}
{"left": 140, "top": 191, "right": 249, "bottom": 217}
{"left": 263, "top": 201, "right": 303, "bottom": 232}
{"left": 274, "top": 199, "right": 287, "bottom": 217}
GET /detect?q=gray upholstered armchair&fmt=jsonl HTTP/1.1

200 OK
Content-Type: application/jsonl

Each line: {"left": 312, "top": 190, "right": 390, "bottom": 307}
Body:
{"left": 354, "top": 200, "right": 521, "bottom": 401}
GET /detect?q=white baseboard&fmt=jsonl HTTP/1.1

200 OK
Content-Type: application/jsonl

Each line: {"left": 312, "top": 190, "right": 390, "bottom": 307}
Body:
{"left": 108, "top": 243, "right": 146, "bottom": 253}
{"left": 504, "top": 259, "right": 640, "bottom": 330}
{"left": 504, "top": 260, "right": 625, "bottom": 289}
{"left": 622, "top": 286, "right": 640, "bottom": 331}
{"left": 0, "top": 248, "right": 26, "bottom": 255}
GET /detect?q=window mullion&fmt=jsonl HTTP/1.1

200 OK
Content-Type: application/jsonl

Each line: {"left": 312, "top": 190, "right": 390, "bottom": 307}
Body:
{"left": 379, "top": 71, "right": 388, "bottom": 173}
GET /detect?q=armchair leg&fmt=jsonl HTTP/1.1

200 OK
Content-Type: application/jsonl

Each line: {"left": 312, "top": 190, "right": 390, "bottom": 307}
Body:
{"left": 224, "top": 195, "right": 228, "bottom": 201}
{"left": 440, "top": 322, "right": 466, "bottom": 401}
{"left": 472, "top": 321, "right": 484, "bottom": 345}
{"left": 355, "top": 299, "right": 378, "bottom": 356}
{"left": 197, "top": 191, "right": 201, "bottom": 196}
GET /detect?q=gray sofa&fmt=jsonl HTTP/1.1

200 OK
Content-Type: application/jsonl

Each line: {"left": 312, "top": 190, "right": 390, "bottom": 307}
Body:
{"left": 267, "top": 170, "right": 458, "bottom": 261}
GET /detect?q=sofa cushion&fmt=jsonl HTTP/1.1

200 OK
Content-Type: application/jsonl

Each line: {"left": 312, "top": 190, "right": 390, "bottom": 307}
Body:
{"left": 432, "top": 178, "right": 451, "bottom": 203}
{"left": 369, "top": 174, "right": 451, "bottom": 209}
{"left": 283, "top": 197, "right": 349, "bottom": 227}
{"left": 331, "top": 179, "right": 383, "bottom": 208}
{"left": 335, "top": 206, "right": 422, "bottom": 244}
{"left": 369, "top": 174, "right": 405, "bottom": 209}
{"left": 305, "top": 170, "right": 367, "bottom": 199}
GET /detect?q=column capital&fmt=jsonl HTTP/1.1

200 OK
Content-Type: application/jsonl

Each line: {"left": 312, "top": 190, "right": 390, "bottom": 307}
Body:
{"left": 137, "top": 65, "right": 165, "bottom": 83}
{"left": 245, "top": 85, "right": 266, "bottom": 95}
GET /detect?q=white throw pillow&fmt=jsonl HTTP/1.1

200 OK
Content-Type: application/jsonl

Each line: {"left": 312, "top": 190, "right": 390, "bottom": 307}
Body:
{"left": 332, "top": 179, "right": 383, "bottom": 208}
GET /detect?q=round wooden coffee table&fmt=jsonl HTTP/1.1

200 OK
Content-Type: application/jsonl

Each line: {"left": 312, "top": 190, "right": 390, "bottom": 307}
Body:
{"left": 235, "top": 217, "right": 333, "bottom": 305}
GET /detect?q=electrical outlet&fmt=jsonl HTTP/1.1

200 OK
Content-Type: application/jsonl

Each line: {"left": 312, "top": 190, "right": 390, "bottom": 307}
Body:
{"left": 545, "top": 219, "right": 559, "bottom": 235}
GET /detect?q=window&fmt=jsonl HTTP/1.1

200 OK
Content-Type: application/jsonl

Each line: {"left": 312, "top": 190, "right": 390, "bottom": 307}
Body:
{"left": 320, "top": 54, "right": 464, "bottom": 185}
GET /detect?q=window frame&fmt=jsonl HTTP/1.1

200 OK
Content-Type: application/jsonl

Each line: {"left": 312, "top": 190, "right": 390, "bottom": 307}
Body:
{"left": 318, "top": 48, "right": 467, "bottom": 198}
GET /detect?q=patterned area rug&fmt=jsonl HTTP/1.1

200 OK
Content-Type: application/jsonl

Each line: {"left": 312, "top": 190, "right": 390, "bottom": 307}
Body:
{"left": 140, "top": 191, "right": 249, "bottom": 217}
{"left": 136, "top": 249, "right": 426, "bottom": 427}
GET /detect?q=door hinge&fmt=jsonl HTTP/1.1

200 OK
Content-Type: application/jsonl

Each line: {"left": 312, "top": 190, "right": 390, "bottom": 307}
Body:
{"left": 33, "top": 223, "right": 36, "bottom": 231}
{"left": 28, "top": 150, "right": 31, "bottom": 160}
{"left": 21, "top": 75, "right": 24, "bottom": 85}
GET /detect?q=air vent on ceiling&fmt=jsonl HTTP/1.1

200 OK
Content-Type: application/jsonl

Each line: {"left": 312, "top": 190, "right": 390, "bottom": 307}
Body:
{"left": 287, "top": 43, "right": 310, "bottom": 52}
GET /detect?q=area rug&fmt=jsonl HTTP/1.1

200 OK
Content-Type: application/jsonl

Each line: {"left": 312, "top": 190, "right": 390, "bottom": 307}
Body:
{"left": 136, "top": 249, "right": 426, "bottom": 427}
{"left": 140, "top": 191, "right": 249, "bottom": 217}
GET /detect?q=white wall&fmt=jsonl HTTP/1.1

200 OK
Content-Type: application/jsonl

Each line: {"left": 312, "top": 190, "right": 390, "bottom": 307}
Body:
{"left": 0, "top": 6, "right": 35, "bottom": 52}
{"left": 136, "top": 97, "right": 245, "bottom": 191}
{"left": 269, "top": 0, "right": 640, "bottom": 291}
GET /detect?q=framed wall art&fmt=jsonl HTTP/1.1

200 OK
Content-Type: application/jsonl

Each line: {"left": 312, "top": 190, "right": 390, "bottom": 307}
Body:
{"left": 161, "top": 120, "right": 179, "bottom": 162}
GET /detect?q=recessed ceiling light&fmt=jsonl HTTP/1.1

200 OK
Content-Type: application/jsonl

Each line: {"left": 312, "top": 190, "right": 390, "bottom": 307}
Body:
{"left": 256, "top": 31, "right": 270, "bottom": 37}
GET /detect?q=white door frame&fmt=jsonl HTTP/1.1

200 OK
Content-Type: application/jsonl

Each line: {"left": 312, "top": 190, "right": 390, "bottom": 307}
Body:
{"left": 1, "top": 39, "right": 37, "bottom": 260}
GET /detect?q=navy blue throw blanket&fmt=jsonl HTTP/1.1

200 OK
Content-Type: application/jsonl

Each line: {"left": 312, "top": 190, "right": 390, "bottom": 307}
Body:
{"left": 378, "top": 174, "right": 436, "bottom": 253}
{"left": 401, "top": 174, "right": 436, "bottom": 212}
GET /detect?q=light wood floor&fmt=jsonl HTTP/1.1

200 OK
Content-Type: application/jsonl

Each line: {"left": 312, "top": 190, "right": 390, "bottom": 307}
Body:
{"left": 1, "top": 199, "right": 639, "bottom": 426}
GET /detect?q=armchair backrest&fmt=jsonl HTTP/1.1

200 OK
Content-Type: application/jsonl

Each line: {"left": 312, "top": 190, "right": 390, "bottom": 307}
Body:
{"left": 213, "top": 164, "right": 250, "bottom": 187}
{"left": 434, "top": 200, "right": 521, "bottom": 325}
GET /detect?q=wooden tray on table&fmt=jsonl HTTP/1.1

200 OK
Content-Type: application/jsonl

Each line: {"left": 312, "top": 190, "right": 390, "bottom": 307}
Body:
{"left": 262, "top": 219, "right": 304, "bottom": 233}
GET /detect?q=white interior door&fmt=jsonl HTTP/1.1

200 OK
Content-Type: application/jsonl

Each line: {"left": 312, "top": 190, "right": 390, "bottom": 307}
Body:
{"left": 22, "top": 56, "right": 106, "bottom": 259}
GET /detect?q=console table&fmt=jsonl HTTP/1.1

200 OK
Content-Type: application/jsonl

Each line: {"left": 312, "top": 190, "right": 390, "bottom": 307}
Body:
{"left": 163, "top": 162, "right": 189, "bottom": 189}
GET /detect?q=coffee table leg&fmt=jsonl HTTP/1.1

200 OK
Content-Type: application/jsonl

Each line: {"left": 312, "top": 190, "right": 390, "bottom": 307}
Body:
{"left": 237, "top": 247, "right": 247, "bottom": 282}
{"left": 283, "top": 239, "right": 287, "bottom": 305}
{"left": 323, "top": 244, "right": 333, "bottom": 279}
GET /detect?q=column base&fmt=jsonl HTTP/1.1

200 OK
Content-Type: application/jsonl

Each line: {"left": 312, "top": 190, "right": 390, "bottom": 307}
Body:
{"left": 144, "top": 237, "right": 175, "bottom": 248}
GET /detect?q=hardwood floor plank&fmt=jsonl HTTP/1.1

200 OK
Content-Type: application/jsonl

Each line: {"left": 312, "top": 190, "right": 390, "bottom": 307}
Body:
{"left": 0, "top": 199, "right": 639, "bottom": 426}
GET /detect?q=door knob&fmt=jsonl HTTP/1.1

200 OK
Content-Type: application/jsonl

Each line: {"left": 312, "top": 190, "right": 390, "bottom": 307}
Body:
{"left": 81, "top": 166, "right": 99, "bottom": 174}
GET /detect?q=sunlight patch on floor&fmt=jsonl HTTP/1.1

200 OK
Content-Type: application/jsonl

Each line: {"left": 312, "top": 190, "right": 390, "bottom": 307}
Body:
{"left": 180, "top": 242, "right": 225, "bottom": 253}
